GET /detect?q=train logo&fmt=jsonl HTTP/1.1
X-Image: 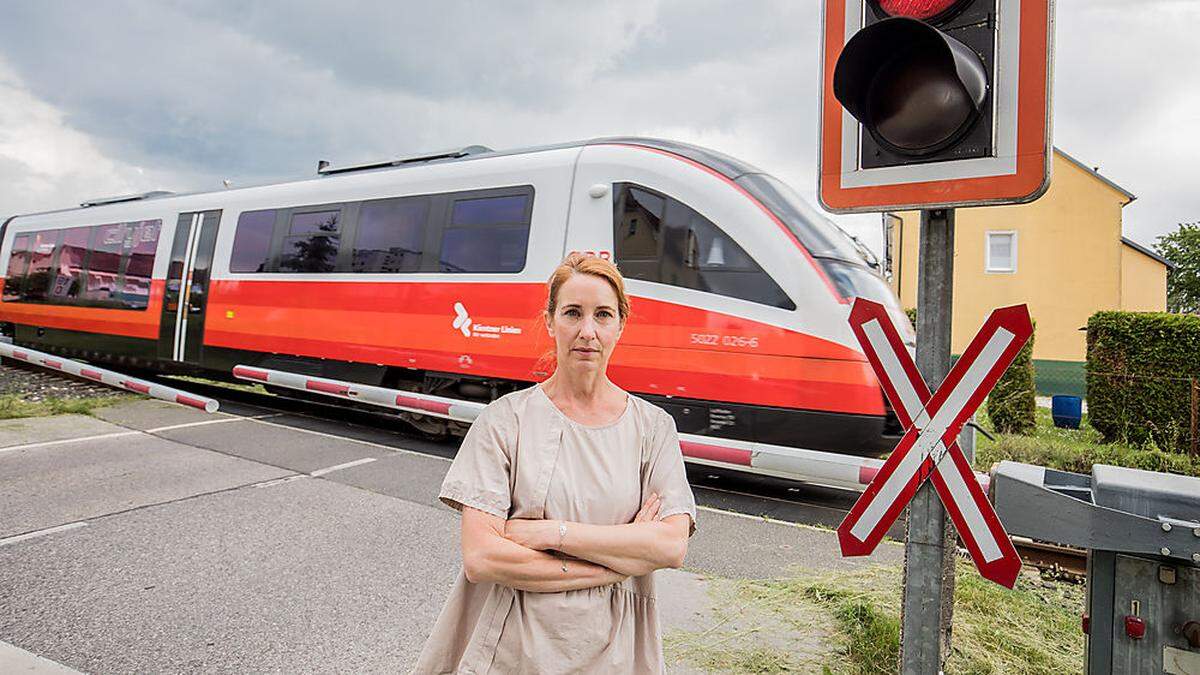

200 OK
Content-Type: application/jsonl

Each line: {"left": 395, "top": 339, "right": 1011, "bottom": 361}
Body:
{"left": 452, "top": 302, "right": 472, "bottom": 337}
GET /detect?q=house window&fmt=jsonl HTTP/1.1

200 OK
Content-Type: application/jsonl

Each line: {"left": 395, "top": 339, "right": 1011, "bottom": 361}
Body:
{"left": 986, "top": 231, "right": 1017, "bottom": 273}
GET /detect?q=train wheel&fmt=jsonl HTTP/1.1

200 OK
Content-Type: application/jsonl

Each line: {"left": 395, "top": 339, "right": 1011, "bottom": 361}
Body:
{"left": 399, "top": 411, "right": 451, "bottom": 441}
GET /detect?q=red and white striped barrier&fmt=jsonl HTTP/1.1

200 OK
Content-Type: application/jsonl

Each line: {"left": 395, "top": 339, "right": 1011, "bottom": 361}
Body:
{"left": 1, "top": 343, "right": 219, "bottom": 413}
{"left": 232, "top": 365, "right": 482, "bottom": 422}
{"left": 234, "top": 363, "right": 913, "bottom": 492}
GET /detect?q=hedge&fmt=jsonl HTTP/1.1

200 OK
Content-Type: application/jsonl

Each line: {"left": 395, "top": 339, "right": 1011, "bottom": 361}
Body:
{"left": 987, "top": 321, "right": 1037, "bottom": 434}
{"left": 1086, "top": 311, "right": 1200, "bottom": 452}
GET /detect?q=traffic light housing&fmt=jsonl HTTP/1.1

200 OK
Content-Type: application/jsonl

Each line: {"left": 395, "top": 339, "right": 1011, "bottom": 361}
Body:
{"left": 818, "top": 0, "right": 1053, "bottom": 213}
{"left": 835, "top": 1, "right": 995, "bottom": 168}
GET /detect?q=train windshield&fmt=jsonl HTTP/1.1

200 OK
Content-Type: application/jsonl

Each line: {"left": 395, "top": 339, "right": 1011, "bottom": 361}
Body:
{"left": 736, "top": 172, "right": 914, "bottom": 341}
{"left": 735, "top": 173, "right": 865, "bottom": 262}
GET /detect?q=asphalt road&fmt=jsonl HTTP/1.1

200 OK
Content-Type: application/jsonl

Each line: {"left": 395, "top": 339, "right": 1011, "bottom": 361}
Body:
{"left": 0, "top": 397, "right": 902, "bottom": 673}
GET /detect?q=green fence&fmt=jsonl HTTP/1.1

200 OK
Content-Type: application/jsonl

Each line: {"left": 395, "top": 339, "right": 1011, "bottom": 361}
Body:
{"left": 1033, "top": 359, "right": 1086, "bottom": 398}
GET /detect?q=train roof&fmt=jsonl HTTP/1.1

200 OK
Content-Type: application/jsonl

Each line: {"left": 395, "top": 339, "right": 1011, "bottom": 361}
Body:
{"left": 6, "top": 136, "right": 870, "bottom": 266}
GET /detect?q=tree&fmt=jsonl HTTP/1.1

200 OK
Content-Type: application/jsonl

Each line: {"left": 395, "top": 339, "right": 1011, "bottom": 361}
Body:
{"left": 1157, "top": 222, "right": 1200, "bottom": 314}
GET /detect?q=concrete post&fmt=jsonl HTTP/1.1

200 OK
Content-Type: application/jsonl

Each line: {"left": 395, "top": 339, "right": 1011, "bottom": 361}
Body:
{"left": 899, "top": 208, "right": 958, "bottom": 672}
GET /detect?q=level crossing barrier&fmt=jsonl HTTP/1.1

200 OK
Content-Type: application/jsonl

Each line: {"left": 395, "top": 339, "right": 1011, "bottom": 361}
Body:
{"left": 233, "top": 364, "right": 994, "bottom": 494}
{"left": 0, "top": 342, "right": 219, "bottom": 413}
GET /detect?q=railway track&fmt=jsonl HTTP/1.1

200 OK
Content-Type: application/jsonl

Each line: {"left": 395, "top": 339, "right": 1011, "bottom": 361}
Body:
{"left": 3, "top": 359, "right": 1090, "bottom": 580}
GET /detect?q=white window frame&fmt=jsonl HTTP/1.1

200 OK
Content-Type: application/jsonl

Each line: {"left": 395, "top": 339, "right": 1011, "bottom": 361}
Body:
{"left": 985, "top": 230, "right": 1018, "bottom": 274}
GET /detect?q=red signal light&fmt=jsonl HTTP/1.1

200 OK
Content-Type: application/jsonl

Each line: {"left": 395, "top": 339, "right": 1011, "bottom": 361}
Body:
{"left": 872, "top": 0, "right": 968, "bottom": 21}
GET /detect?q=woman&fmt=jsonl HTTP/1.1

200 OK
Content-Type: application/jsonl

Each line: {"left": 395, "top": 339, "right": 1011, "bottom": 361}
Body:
{"left": 413, "top": 253, "right": 697, "bottom": 674}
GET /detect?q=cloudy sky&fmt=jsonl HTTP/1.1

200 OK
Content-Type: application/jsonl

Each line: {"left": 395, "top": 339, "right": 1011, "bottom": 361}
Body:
{"left": 0, "top": 0, "right": 1195, "bottom": 257}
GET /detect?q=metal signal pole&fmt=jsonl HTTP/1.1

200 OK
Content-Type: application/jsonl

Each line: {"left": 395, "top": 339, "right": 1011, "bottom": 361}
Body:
{"left": 900, "top": 208, "right": 959, "bottom": 671}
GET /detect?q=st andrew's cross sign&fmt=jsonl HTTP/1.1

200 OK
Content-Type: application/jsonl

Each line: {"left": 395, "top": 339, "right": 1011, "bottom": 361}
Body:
{"left": 838, "top": 299, "right": 1031, "bottom": 588}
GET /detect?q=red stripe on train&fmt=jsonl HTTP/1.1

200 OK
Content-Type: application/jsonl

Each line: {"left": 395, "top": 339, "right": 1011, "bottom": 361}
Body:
{"left": 43, "top": 359, "right": 62, "bottom": 369}
{"left": 680, "top": 440, "right": 753, "bottom": 466}
{"left": 80, "top": 369, "right": 103, "bottom": 381}
{"left": 12, "top": 351, "right": 29, "bottom": 360}
{"left": 205, "top": 329, "right": 884, "bottom": 415}
{"left": 394, "top": 394, "right": 452, "bottom": 415}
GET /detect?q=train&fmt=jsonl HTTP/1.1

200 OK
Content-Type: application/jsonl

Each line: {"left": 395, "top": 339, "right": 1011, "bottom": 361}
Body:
{"left": 0, "top": 138, "right": 912, "bottom": 456}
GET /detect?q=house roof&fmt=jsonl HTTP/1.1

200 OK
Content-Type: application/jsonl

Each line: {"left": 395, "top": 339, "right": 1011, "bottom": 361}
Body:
{"left": 1055, "top": 147, "right": 1137, "bottom": 205}
{"left": 1121, "top": 236, "right": 1175, "bottom": 270}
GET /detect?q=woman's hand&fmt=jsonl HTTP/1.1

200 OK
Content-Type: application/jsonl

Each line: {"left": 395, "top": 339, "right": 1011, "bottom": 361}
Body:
{"left": 503, "top": 493, "right": 662, "bottom": 551}
{"left": 632, "top": 492, "right": 660, "bottom": 523}
{"left": 502, "top": 519, "right": 557, "bottom": 551}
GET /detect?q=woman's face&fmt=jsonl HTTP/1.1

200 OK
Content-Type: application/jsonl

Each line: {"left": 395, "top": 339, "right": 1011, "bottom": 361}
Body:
{"left": 546, "top": 273, "right": 624, "bottom": 375}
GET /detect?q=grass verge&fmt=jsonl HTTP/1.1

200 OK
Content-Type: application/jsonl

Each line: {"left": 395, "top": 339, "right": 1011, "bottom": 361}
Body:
{"left": 676, "top": 562, "right": 1089, "bottom": 672}
{"left": 0, "top": 394, "right": 135, "bottom": 420}
{"left": 975, "top": 407, "right": 1200, "bottom": 477}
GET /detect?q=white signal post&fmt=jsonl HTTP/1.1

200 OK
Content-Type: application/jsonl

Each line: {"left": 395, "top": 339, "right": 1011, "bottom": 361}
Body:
{"left": 839, "top": 299, "right": 1030, "bottom": 588}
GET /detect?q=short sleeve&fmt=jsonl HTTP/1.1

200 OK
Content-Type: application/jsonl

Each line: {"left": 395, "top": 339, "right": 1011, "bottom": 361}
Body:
{"left": 642, "top": 409, "right": 698, "bottom": 537}
{"left": 439, "top": 399, "right": 515, "bottom": 519}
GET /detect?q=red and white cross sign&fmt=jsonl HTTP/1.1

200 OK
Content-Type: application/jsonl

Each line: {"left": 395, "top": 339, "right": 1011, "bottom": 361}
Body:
{"left": 838, "top": 299, "right": 1031, "bottom": 588}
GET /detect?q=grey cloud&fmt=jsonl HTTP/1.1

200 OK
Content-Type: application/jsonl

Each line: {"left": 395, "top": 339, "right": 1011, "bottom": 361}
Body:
{"left": 0, "top": 1, "right": 1196, "bottom": 252}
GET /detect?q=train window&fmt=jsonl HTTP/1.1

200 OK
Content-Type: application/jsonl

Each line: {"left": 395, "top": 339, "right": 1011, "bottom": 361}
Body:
{"left": 616, "top": 187, "right": 664, "bottom": 263}
{"left": 2, "top": 233, "right": 31, "bottom": 301}
{"left": 353, "top": 197, "right": 429, "bottom": 273}
{"left": 52, "top": 226, "right": 91, "bottom": 301}
{"left": 230, "top": 210, "right": 276, "bottom": 273}
{"left": 439, "top": 226, "right": 529, "bottom": 273}
{"left": 84, "top": 223, "right": 127, "bottom": 303}
{"left": 122, "top": 220, "right": 161, "bottom": 309}
{"left": 822, "top": 259, "right": 899, "bottom": 310}
{"left": 438, "top": 192, "right": 531, "bottom": 273}
{"left": 279, "top": 210, "right": 340, "bottom": 273}
{"left": 613, "top": 183, "right": 794, "bottom": 310}
{"left": 1, "top": 221, "right": 159, "bottom": 308}
{"left": 23, "top": 230, "right": 61, "bottom": 302}
{"left": 451, "top": 195, "right": 527, "bottom": 226}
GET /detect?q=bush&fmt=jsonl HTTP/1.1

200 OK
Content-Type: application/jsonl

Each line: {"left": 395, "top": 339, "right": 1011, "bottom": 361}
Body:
{"left": 1087, "top": 311, "right": 1200, "bottom": 452}
{"left": 987, "top": 321, "right": 1037, "bottom": 434}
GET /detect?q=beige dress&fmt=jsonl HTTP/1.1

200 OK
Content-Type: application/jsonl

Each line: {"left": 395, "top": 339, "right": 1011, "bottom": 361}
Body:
{"left": 413, "top": 385, "right": 698, "bottom": 674}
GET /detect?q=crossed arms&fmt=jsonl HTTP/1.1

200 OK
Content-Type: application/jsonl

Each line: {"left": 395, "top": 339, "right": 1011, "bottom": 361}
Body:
{"left": 460, "top": 492, "right": 691, "bottom": 593}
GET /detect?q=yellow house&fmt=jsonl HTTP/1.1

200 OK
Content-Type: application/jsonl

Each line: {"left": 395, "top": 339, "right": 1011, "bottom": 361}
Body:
{"left": 884, "top": 148, "right": 1171, "bottom": 396}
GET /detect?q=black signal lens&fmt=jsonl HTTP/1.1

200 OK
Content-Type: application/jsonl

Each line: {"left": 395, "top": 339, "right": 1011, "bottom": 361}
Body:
{"left": 866, "top": 47, "right": 976, "bottom": 152}
{"left": 833, "top": 17, "right": 988, "bottom": 156}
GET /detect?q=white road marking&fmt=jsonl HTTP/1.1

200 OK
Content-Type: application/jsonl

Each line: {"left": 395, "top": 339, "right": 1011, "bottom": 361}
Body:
{"left": 252, "top": 475, "right": 308, "bottom": 489}
{"left": 0, "top": 431, "right": 140, "bottom": 454}
{"left": 241, "top": 416, "right": 440, "bottom": 460}
{"left": 0, "top": 414, "right": 282, "bottom": 455}
{"left": 309, "top": 457, "right": 377, "bottom": 477}
{"left": 696, "top": 504, "right": 901, "bottom": 541}
{"left": 146, "top": 413, "right": 281, "bottom": 433}
{"left": 0, "top": 522, "right": 86, "bottom": 547}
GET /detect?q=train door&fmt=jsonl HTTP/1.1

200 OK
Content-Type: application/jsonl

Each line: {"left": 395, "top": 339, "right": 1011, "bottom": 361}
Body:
{"left": 157, "top": 210, "right": 221, "bottom": 364}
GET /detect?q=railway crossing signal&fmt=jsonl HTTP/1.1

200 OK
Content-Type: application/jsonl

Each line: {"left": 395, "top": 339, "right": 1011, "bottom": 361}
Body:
{"left": 838, "top": 298, "right": 1030, "bottom": 588}
{"left": 818, "top": 0, "right": 1054, "bottom": 212}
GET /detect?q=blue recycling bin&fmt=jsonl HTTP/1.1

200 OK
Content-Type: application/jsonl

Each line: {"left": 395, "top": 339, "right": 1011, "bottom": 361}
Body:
{"left": 1051, "top": 395, "right": 1082, "bottom": 429}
